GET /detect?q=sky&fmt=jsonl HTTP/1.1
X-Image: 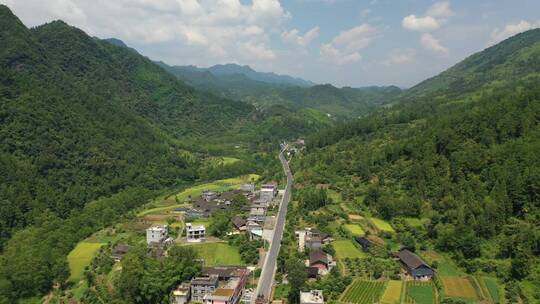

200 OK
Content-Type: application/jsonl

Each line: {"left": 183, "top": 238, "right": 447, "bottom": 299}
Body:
{"left": 3, "top": 0, "right": 540, "bottom": 88}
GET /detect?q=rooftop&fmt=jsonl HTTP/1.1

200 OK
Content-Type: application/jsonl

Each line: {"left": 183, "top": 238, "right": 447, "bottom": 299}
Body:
{"left": 300, "top": 290, "right": 324, "bottom": 304}
{"left": 395, "top": 249, "right": 431, "bottom": 270}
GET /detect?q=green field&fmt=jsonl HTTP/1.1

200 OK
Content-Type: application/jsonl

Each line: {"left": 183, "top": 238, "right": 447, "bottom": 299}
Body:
{"left": 404, "top": 217, "right": 428, "bottom": 228}
{"left": 188, "top": 243, "right": 244, "bottom": 266}
{"left": 68, "top": 242, "right": 105, "bottom": 282}
{"left": 344, "top": 224, "right": 366, "bottom": 236}
{"left": 369, "top": 217, "right": 395, "bottom": 233}
{"left": 381, "top": 280, "right": 403, "bottom": 304}
{"left": 483, "top": 277, "right": 501, "bottom": 303}
{"left": 405, "top": 282, "right": 435, "bottom": 304}
{"left": 341, "top": 280, "right": 387, "bottom": 303}
{"left": 333, "top": 240, "right": 367, "bottom": 260}
{"left": 138, "top": 203, "right": 190, "bottom": 216}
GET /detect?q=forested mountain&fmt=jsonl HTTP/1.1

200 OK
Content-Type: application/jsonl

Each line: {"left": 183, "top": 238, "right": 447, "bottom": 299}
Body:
{"left": 158, "top": 61, "right": 401, "bottom": 118}
{"left": 295, "top": 29, "right": 540, "bottom": 301}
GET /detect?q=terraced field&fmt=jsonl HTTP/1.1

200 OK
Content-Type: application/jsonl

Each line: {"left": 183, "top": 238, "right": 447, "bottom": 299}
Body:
{"left": 344, "top": 224, "right": 365, "bottom": 236}
{"left": 381, "top": 280, "right": 403, "bottom": 304}
{"left": 68, "top": 242, "right": 105, "bottom": 282}
{"left": 340, "top": 280, "right": 387, "bottom": 303}
{"left": 333, "top": 240, "right": 367, "bottom": 260}
{"left": 369, "top": 217, "right": 395, "bottom": 233}
{"left": 441, "top": 276, "right": 480, "bottom": 301}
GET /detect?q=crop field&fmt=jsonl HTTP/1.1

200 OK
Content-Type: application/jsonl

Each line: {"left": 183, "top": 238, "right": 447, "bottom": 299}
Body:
{"left": 340, "top": 280, "right": 387, "bottom": 303}
{"left": 369, "top": 217, "right": 395, "bottom": 233}
{"left": 344, "top": 224, "right": 365, "bottom": 236}
{"left": 442, "top": 276, "right": 480, "bottom": 300}
{"left": 483, "top": 277, "right": 501, "bottom": 303}
{"left": 381, "top": 280, "right": 403, "bottom": 304}
{"left": 68, "top": 242, "right": 105, "bottom": 282}
{"left": 348, "top": 214, "right": 364, "bottom": 220}
{"left": 333, "top": 240, "right": 367, "bottom": 260}
{"left": 420, "top": 251, "right": 464, "bottom": 276}
{"left": 188, "top": 243, "right": 244, "bottom": 266}
{"left": 405, "top": 282, "right": 435, "bottom": 304}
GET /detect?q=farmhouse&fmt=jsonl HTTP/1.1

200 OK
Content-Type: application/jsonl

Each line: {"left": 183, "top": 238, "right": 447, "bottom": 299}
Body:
{"left": 111, "top": 244, "right": 131, "bottom": 262}
{"left": 232, "top": 217, "right": 247, "bottom": 232}
{"left": 354, "top": 237, "right": 372, "bottom": 252}
{"left": 170, "top": 283, "right": 191, "bottom": 304}
{"left": 191, "top": 275, "right": 219, "bottom": 303}
{"left": 146, "top": 225, "right": 168, "bottom": 245}
{"left": 300, "top": 290, "right": 324, "bottom": 304}
{"left": 260, "top": 182, "right": 278, "bottom": 202}
{"left": 395, "top": 249, "right": 434, "bottom": 280}
{"left": 186, "top": 223, "right": 206, "bottom": 242}
{"left": 193, "top": 267, "right": 250, "bottom": 304}
{"left": 308, "top": 250, "right": 336, "bottom": 275}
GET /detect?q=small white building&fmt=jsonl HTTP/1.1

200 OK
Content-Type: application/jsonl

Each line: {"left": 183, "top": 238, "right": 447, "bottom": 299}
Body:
{"left": 186, "top": 223, "right": 206, "bottom": 242}
{"left": 146, "top": 225, "right": 168, "bottom": 245}
{"left": 170, "top": 283, "right": 191, "bottom": 304}
{"left": 260, "top": 183, "right": 277, "bottom": 202}
{"left": 300, "top": 290, "right": 324, "bottom": 304}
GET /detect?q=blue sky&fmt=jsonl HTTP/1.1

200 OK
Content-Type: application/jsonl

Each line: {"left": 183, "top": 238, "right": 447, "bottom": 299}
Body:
{"left": 3, "top": 0, "right": 540, "bottom": 87}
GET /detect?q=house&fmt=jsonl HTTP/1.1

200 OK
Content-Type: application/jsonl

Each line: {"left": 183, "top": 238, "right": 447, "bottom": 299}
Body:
{"left": 246, "top": 220, "right": 263, "bottom": 240}
{"left": 191, "top": 275, "right": 219, "bottom": 303}
{"left": 260, "top": 183, "right": 278, "bottom": 202}
{"left": 200, "top": 267, "right": 250, "bottom": 304}
{"left": 202, "top": 190, "right": 219, "bottom": 202}
{"left": 308, "top": 250, "right": 336, "bottom": 275}
{"left": 240, "top": 289, "right": 254, "bottom": 304}
{"left": 354, "top": 237, "right": 372, "bottom": 252}
{"left": 395, "top": 249, "right": 434, "bottom": 280}
{"left": 300, "top": 290, "right": 324, "bottom": 304}
{"left": 233, "top": 217, "right": 247, "bottom": 232}
{"left": 240, "top": 183, "right": 255, "bottom": 193}
{"left": 146, "top": 225, "right": 168, "bottom": 245}
{"left": 170, "top": 283, "right": 191, "bottom": 304}
{"left": 186, "top": 208, "right": 209, "bottom": 218}
{"left": 304, "top": 229, "right": 332, "bottom": 251}
{"left": 186, "top": 223, "right": 206, "bottom": 242}
{"left": 111, "top": 244, "right": 130, "bottom": 262}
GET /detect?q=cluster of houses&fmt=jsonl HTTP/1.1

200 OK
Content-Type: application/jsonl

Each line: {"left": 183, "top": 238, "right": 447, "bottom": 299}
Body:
{"left": 170, "top": 266, "right": 250, "bottom": 304}
{"left": 294, "top": 228, "right": 336, "bottom": 279}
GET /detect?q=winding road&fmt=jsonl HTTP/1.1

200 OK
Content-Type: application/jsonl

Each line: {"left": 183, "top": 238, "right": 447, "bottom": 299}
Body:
{"left": 254, "top": 147, "right": 293, "bottom": 303}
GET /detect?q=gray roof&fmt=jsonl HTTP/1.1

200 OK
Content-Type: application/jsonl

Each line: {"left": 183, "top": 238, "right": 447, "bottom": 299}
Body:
{"left": 396, "top": 249, "right": 430, "bottom": 270}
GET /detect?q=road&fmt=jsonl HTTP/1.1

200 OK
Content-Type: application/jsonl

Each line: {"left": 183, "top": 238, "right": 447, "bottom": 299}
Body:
{"left": 254, "top": 148, "right": 293, "bottom": 303}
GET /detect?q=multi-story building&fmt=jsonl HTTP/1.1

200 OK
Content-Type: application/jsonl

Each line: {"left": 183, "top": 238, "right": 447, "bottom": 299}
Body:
{"left": 186, "top": 223, "right": 206, "bottom": 242}
{"left": 300, "top": 290, "right": 324, "bottom": 304}
{"left": 191, "top": 275, "right": 219, "bottom": 303}
{"left": 146, "top": 225, "right": 168, "bottom": 245}
{"left": 170, "top": 283, "right": 190, "bottom": 304}
{"left": 260, "top": 183, "right": 277, "bottom": 202}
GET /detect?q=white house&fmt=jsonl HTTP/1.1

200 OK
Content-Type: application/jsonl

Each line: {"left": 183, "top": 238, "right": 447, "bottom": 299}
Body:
{"left": 300, "top": 290, "right": 324, "bottom": 304}
{"left": 260, "top": 183, "right": 277, "bottom": 202}
{"left": 186, "top": 223, "right": 206, "bottom": 242}
{"left": 146, "top": 225, "right": 168, "bottom": 245}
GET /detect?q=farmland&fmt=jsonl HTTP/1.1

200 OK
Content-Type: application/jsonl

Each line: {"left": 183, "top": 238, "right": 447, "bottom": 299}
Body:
{"left": 483, "top": 277, "right": 502, "bottom": 303}
{"left": 405, "top": 281, "right": 435, "bottom": 304}
{"left": 369, "top": 217, "right": 395, "bottom": 233}
{"left": 441, "top": 276, "right": 480, "bottom": 300}
{"left": 333, "top": 240, "right": 367, "bottom": 260}
{"left": 187, "top": 243, "right": 244, "bottom": 266}
{"left": 67, "top": 242, "right": 105, "bottom": 282}
{"left": 340, "top": 280, "right": 387, "bottom": 303}
{"left": 381, "top": 280, "right": 403, "bottom": 304}
{"left": 344, "top": 224, "right": 365, "bottom": 236}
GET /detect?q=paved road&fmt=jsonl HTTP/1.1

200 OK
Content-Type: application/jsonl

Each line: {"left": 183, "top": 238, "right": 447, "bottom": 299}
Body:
{"left": 255, "top": 148, "right": 293, "bottom": 303}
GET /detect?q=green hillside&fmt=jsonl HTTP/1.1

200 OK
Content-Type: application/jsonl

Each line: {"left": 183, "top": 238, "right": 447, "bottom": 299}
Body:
{"left": 295, "top": 29, "right": 540, "bottom": 302}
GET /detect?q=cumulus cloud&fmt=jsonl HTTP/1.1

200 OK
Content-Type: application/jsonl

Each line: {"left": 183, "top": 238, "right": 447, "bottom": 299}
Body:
{"left": 3, "top": 0, "right": 289, "bottom": 66}
{"left": 421, "top": 33, "right": 448, "bottom": 54}
{"left": 281, "top": 26, "right": 320, "bottom": 47}
{"left": 383, "top": 49, "right": 415, "bottom": 66}
{"left": 320, "top": 24, "right": 377, "bottom": 64}
{"left": 490, "top": 20, "right": 540, "bottom": 44}
{"left": 402, "top": 15, "right": 440, "bottom": 32}
{"left": 427, "top": 1, "right": 454, "bottom": 19}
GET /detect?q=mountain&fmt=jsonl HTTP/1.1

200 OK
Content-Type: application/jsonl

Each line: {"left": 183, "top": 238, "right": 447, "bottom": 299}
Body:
{"left": 158, "top": 61, "right": 401, "bottom": 118}
{"left": 296, "top": 29, "right": 540, "bottom": 301}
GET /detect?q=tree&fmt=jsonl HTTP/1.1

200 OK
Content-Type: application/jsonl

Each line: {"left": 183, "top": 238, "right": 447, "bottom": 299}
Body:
{"left": 286, "top": 257, "right": 307, "bottom": 304}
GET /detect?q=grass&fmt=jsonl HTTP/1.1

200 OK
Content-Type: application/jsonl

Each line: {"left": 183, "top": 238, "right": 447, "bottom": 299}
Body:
{"left": 381, "top": 280, "right": 403, "bottom": 304}
{"left": 68, "top": 242, "right": 105, "bottom": 282}
{"left": 333, "top": 240, "right": 367, "bottom": 260}
{"left": 188, "top": 243, "right": 244, "bottom": 266}
{"left": 369, "top": 217, "right": 396, "bottom": 233}
{"left": 441, "top": 276, "right": 480, "bottom": 300}
{"left": 327, "top": 189, "right": 342, "bottom": 203}
{"left": 17, "top": 297, "right": 42, "bottom": 304}
{"left": 344, "top": 224, "right": 365, "bottom": 236}
{"left": 341, "top": 280, "right": 387, "bottom": 303}
{"left": 483, "top": 277, "right": 501, "bottom": 304}
{"left": 138, "top": 203, "right": 190, "bottom": 216}
{"left": 405, "top": 282, "right": 434, "bottom": 304}
{"left": 421, "top": 251, "right": 464, "bottom": 276}
{"left": 404, "top": 217, "right": 428, "bottom": 227}
{"left": 274, "top": 284, "right": 290, "bottom": 300}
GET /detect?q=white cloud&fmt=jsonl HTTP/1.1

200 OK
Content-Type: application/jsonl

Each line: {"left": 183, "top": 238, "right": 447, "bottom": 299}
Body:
{"left": 320, "top": 24, "right": 377, "bottom": 64}
{"left": 427, "top": 1, "right": 454, "bottom": 19}
{"left": 402, "top": 15, "right": 440, "bottom": 32}
{"left": 421, "top": 33, "right": 449, "bottom": 54}
{"left": 490, "top": 20, "right": 540, "bottom": 44}
{"left": 383, "top": 49, "right": 415, "bottom": 66}
{"left": 281, "top": 26, "right": 320, "bottom": 47}
{"left": 3, "top": 0, "right": 289, "bottom": 66}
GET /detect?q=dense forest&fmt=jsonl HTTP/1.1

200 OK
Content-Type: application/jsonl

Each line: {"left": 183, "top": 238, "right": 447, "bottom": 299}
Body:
{"left": 294, "top": 29, "right": 540, "bottom": 301}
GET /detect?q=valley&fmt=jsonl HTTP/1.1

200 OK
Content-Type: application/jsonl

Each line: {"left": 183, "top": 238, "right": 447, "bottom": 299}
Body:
{"left": 0, "top": 3, "right": 539, "bottom": 304}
